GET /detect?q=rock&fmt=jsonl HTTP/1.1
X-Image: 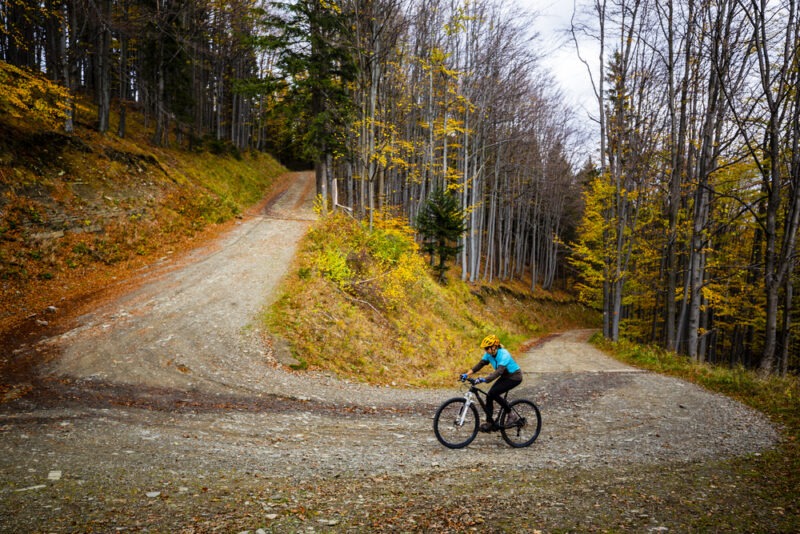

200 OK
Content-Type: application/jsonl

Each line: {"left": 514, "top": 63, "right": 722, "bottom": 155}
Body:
{"left": 31, "top": 230, "right": 65, "bottom": 241}
{"left": 15, "top": 485, "right": 46, "bottom": 492}
{"left": 271, "top": 336, "right": 300, "bottom": 367}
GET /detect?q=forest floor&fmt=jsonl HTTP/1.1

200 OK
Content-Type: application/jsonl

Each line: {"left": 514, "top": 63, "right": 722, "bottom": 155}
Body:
{"left": 0, "top": 172, "right": 787, "bottom": 533}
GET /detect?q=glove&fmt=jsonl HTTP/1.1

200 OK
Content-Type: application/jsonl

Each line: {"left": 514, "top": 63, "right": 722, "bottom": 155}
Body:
{"left": 475, "top": 377, "right": 486, "bottom": 384}
{"left": 460, "top": 373, "right": 468, "bottom": 381}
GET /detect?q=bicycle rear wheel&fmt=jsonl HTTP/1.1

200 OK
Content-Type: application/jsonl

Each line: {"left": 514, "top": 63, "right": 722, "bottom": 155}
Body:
{"left": 433, "top": 398, "right": 479, "bottom": 449}
{"left": 500, "top": 399, "right": 541, "bottom": 448}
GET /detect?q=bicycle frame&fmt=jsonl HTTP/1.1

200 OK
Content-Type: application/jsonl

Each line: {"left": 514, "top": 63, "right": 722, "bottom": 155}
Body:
{"left": 460, "top": 382, "right": 506, "bottom": 423}
{"left": 434, "top": 377, "right": 542, "bottom": 449}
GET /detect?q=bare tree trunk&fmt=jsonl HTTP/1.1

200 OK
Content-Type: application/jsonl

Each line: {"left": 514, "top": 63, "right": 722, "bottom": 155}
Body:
{"left": 662, "top": 0, "right": 695, "bottom": 350}
{"left": 96, "top": 0, "right": 112, "bottom": 133}
{"left": 708, "top": 0, "right": 800, "bottom": 374}
{"left": 780, "top": 277, "right": 792, "bottom": 376}
{"left": 117, "top": 0, "right": 130, "bottom": 138}
{"left": 57, "top": 0, "right": 75, "bottom": 133}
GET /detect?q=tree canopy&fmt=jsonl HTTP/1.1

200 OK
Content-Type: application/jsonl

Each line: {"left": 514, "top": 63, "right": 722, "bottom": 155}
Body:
{"left": 570, "top": 0, "right": 800, "bottom": 375}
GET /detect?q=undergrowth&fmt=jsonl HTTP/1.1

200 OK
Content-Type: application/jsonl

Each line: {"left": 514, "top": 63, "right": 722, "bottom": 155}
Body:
{"left": 265, "top": 212, "right": 599, "bottom": 388}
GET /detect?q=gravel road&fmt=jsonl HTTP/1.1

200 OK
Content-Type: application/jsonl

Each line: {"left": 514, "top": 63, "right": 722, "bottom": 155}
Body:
{"left": 0, "top": 171, "right": 779, "bottom": 532}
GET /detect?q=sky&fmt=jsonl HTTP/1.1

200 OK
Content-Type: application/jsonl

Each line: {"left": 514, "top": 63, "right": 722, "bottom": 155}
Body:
{"left": 512, "top": 0, "right": 601, "bottom": 154}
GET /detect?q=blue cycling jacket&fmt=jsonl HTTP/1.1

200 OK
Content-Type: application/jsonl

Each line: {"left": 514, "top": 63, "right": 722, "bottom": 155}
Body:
{"left": 481, "top": 347, "right": 521, "bottom": 374}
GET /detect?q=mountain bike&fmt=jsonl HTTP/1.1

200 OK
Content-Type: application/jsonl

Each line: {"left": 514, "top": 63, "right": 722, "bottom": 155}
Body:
{"left": 433, "top": 377, "right": 541, "bottom": 449}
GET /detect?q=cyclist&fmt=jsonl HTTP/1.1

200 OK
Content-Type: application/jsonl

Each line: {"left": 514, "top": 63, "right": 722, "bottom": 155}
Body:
{"left": 461, "top": 334, "right": 523, "bottom": 432}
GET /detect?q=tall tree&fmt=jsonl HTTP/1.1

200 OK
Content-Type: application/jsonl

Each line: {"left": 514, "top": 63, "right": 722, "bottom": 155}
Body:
{"left": 261, "top": 0, "right": 357, "bottom": 203}
{"left": 731, "top": 0, "right": 800, "bottom": 374}
{"left": 415, "top": 187, "right": 466, "bottom": 283}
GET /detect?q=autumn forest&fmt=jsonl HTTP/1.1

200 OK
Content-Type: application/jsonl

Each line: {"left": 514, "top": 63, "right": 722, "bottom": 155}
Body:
{"left": 1, "top": 0, "right": 798, "bottom": 375}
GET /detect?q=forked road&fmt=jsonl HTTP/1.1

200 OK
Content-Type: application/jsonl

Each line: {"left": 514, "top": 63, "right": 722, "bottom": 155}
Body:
{"left": 0, "top": 171, "right": 778, "bottom": 503}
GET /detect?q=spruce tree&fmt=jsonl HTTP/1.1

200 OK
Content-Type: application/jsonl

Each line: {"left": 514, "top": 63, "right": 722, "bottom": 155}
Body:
{"left": 259, "top": 1, "right": 356, "bottom": 196}
{"left": 416, "top": 188, "right": 467, "bottom": 283}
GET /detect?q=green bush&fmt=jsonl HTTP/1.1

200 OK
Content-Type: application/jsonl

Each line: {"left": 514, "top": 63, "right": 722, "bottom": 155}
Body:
{"left": 317, "top": 245, "right": 353, "bottom": 290}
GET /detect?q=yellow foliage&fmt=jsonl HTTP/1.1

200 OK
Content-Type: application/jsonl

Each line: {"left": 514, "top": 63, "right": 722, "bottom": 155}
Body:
{"left": 0, "top": 61, "right": 70, "bottom": 128}
{"left": 570, "top": 175, "right": 613, "bottom": 308}
{"left": 320, "top": 0, "right": 342, "bottom": 14}
{"left": 265, "top": 214, "right": 599, "bottom": 387}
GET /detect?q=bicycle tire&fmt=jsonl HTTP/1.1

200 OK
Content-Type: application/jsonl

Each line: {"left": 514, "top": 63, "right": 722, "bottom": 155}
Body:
{"left": 499, "top": 399, "right": 541, "bottom": 448}
{"left": 433, "top": 398, "right": 479, "bottom": 449}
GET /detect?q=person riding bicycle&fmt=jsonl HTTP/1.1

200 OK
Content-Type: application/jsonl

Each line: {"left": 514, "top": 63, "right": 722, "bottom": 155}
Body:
{"left": 461, "top": 334, "right": 523, "bottom": 432}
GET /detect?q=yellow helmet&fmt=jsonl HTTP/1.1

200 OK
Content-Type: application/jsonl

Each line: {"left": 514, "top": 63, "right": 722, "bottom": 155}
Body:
{"left": 480, "top": 334, "right": 500, "bottom": 349}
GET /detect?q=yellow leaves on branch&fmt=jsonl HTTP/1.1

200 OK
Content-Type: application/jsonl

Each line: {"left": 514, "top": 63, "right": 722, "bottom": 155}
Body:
{"left": 320, "top": 0, "right": 342, "bottom": 14}
{"left": 0, "top": 61, "right": 70, "bottom": 128}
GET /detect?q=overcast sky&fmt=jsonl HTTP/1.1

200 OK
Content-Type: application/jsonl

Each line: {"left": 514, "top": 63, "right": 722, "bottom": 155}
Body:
{"left": 513, "top": 0, "right": 601, "bottom": 157}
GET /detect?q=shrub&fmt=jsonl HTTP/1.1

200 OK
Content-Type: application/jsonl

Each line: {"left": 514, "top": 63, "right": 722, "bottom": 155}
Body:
{"left": 266, "top": 213, "right": 595, "bottom": 387}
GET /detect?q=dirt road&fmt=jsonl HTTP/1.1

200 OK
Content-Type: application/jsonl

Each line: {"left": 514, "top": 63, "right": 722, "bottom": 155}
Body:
{"left": 0, "top": 172, "right": 780, "bottom": 532}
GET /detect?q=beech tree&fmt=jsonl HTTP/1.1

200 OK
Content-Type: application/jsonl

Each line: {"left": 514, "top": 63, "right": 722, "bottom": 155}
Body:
{"left": 572, "top": 0, "right": 800, "bottom": 372}
{"left": 729, "top": 0, "right": 800, "bottom": 374}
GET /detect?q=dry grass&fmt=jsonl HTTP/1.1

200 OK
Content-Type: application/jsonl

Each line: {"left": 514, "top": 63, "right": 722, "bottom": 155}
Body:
{"left": 0, "top": 99, "right": 286, "bottom": 337}
{"left": 265, "top": 213, "right": 600, "bottom": 388}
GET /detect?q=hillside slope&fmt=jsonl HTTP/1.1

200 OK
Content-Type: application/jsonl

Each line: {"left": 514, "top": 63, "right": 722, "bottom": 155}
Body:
{"left": 265, "top": 212, "right": 600, "bottom": 387}
{"left": 0, "top": 111, "right": 287, "bottom": 343}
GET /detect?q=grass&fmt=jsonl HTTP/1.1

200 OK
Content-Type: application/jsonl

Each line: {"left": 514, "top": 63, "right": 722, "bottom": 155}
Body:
{"left": 264, "top": 212, "right": 600, "bottom": 388}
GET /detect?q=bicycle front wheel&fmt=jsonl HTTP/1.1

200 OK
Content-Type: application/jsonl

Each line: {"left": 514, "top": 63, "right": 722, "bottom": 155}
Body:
{"left": 433, "top": 398, "right": 479, "bottom": 449}
{"left": 500, "top": 399, "right": 542, "bottom": 448}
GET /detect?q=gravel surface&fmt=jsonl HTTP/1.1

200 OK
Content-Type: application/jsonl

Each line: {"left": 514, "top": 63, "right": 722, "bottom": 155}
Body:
{"left": 0, "top": 172, "right": 779, "bottom": 531}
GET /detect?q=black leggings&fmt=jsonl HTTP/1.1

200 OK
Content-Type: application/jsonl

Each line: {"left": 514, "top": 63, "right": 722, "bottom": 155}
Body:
{"left": 485, "top": 376, "right": 522, "bottom": 422}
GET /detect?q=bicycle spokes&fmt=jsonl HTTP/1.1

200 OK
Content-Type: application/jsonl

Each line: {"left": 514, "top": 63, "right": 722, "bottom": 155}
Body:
{"left": 434, "top": 398, "right": 479, "bottom": 449}
{"left": 499, "top": 399, "right": 541, "bottom": 448}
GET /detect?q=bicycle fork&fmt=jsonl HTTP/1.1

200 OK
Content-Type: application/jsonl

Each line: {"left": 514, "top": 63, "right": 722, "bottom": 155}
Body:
{"left": 457, "top": 391, "right": 475, "bottom": 426}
